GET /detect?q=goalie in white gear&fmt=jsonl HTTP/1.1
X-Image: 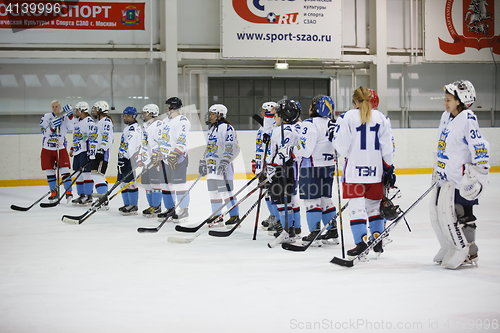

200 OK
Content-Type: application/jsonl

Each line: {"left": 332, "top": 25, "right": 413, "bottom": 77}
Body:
{"left": 430, "top": 79, "right": 490, "bottom": 269}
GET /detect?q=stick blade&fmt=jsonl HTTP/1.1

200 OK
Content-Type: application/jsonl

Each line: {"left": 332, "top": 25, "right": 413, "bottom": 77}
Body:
{"left": 330, "top": 256, "right": 354, "bottom": 267}
{"left": 10, "top": 204, "right": 31, "bottom": 212}
{"left": 40, "top": 202, "right": 59, "bottom": 208}
{"left": 281, "top": 243, "right": 308, "bottom": 252}
{"left": 167, "top": 236, "right": 194, "bottom": 244}
{"left": 208, "top": 229, "right": 233, "bottom": 237}
{"left": 137, "top": 227, "right": 159, "bottom": 233}
{"left": 175, "top": 223, "right": 204, "bottom": 233}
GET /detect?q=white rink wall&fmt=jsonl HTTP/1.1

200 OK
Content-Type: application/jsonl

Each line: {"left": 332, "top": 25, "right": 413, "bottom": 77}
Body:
{"left": 1, "top": 128, "right": 499, "bottom": 182}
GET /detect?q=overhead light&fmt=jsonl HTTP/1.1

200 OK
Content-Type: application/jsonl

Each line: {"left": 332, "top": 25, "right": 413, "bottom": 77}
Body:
{"left": 275, "top": 60, "right": 289, "bottom": 70}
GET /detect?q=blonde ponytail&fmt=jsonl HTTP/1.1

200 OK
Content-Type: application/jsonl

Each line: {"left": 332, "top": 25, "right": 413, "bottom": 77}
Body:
{"left": 353, "top": 87, "right": 372, "bottom": 125}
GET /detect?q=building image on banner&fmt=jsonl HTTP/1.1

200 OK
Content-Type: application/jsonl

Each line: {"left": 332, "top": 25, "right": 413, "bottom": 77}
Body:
{"left": 221, "top": 0, "right": 342, "bottom": 60}
{"left": 425, "top": 0, "right": 500, "bottom": 62}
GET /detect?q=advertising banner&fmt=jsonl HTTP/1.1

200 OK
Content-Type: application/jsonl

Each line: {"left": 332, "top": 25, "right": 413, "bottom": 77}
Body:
{"left": 0, "top": 1, "right": 145, "bottom": 30}
{"left": 221, "top": 0, "right": 342, "bottom": 60}
{"left": 425, "top": 0, "right": 500, "bottom": 62}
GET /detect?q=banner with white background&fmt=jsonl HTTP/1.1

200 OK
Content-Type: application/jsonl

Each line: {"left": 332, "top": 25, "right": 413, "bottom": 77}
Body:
{"left": 221, "top": 0, "right": 342, "bottom": 60}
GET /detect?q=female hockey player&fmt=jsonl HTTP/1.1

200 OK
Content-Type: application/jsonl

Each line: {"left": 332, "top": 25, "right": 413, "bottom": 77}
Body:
{"left": 430, "top": 80, "right": 489, "bottom": 269}
{"left": 293, "top": 95, "right": 339, "bottom": 247}
{"left": 265, "top": 100, "right": 301, "bottom": 244}
{"left": 152, "top": 97, "right": 191, "bottom": 222}
{"left": 252, "top": 101, "right": 280, "bottom": 232}
{"left": 89, "top": 101, "right": 114, "bottom": 210}
{"left": 117, "top": 106, "right": 142, "bottom": 215}
{"left": 199, "top": 104, "right": 240, "bottom": 228}
{"left": 40, "top": 100, "right": 74, "bottom": 203}
{"left": 139, "top": 104, "right": 164, "bottom": 218}
{"left": 332, "top": 87, "right": 395, "bottom": 260}
{"left": 70, "top": 101, "right": 95, "bottom": 205}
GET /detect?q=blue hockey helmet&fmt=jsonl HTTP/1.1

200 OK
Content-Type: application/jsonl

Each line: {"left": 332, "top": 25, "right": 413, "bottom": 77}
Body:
{"left": 123, "top": 106, "right": 138, "bottom": 117}
{"left": 317, "top": 96, "right": 334, "bottom": 118}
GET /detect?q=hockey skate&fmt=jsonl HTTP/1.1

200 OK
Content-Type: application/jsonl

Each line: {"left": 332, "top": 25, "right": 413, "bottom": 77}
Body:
{"left": 225, "top": 215, "right": 241, "bottom": 229}
{"left": 173, "top": 208, "right": 189, "bottom": 223}
{"left": 157, "top": 207, "right": 178, "bottom": 222}
{"left": 347, "top": 241, "right": 369, "bottom": 262}
{"left": 143, "top": 205, "right": 161, "bottom": 218}
{"left": 72, "top": 194, "right": 86, "bottom": 205}
{"left": 372, "top": 232, "right": 384, "bottom": 258}
{"left": 48, "top": 190, "right": 58, "bottom": 202}
{"left": 80, "top": 195, "right": 93, "bottom": 205}
{"left": 261, "top": 215, "right": 278, "bottom": 230}
{"left": 319, "top": 227, "right": 340, "bottom": 245}
{"left": 65, "top": 191, "right": 73, "bottom": 204}
{"left": 462, "top": 253, "right": 478, "bottom": 267}
{"left": 301, "top": 228, "right": 322, "bottom": 247}
{"left": 267, "top": 222, "right": 282, "bottom": 236}
{"left": 207, "top": 216, "right": 225, "bottom": 228}
{"left": 119, "top": 205, "right": 138, "bottom": 216}
{"left": 294, "top": 227, "right": 301, "bottom": 239}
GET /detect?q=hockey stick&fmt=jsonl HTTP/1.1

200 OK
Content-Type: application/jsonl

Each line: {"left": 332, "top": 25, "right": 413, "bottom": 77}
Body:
{"left": 330, "top": 181, "right": 437, "bottom": 267}
{"left": 169, "top": 180, "right": 267, "bottom": 243}
{"left": 137, "top": 174, "right": 203, "bottom": 233}
{"left": 334, "top": 152, "right": 345, "bottom": 258}
{"left": 40, "top": 160, "right": 91, "bottom": 208}
{"left": 62, "top": 164, "right": 151, "bottom": 224}
{"left": 252, "top": 139, "right": 269, "bottom": 240}
{"left": 10, "top": 161, "right": 91, "bottom": 212}
{"left": 174, "top": 172, "right": 262, "bottom": 233}
{"left": 281, "top": 202, "right": 348, "bottom": 252}
{"left": 209, "top": 187, "right": 268, "bottom": 237}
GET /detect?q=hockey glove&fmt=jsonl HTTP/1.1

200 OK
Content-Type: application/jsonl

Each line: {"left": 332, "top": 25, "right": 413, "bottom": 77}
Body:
{"left": 135, "top": 153, "right": 144, "bottom": 167}
{"left": 167, "top": 150, "right": 181, "bottom": 169}
{"left": 262, "top": 133, "right": 271, "bottom": 145}
{"left": 383, "top": 164, "right": 396, "bottom": 188}
{"left": 266, "top": 165, "right": 276, "bottom": 183}
{"left": 151, "top": 149, "right": 162, "bottom": 167}
{"left": 327, "top": 119, "right": 336, "bottom": 142}
{"left": 117, "top": 158, "right": 126, "bottom": 173}
{"left": 278, "top": 145, "right": 293, "bottom": 160}
{"left": 459, "top": 163, "right": 489, "bottom": 201}
{"left": 251, "top": 159, "right": 257, "bottom": 174}
{"left": 49, "top": 116, "right": 63, "bottom": 131}
{"left": 199, "top": 160, "right": 207, "bottom": 177}
{"left": 95, "top": 148, "right": 105, "bottom": 163}
{"left": 217, "top": 160, "right": 230, "bottom": 176}
{"left": 62, "top": 104, "right": 74, "bottom": 119}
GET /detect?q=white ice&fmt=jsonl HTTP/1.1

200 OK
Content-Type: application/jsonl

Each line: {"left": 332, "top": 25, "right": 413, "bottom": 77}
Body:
{"left": 1, "top": 174, "right": 500, "bottom": 333}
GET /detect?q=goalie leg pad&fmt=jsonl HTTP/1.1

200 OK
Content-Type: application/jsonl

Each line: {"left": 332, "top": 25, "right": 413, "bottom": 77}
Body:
{"left": 430, "top": 184, "right": 450, "bottom": 264}
{"left": 437, "top": 181, "right": 469, "bottom": 269}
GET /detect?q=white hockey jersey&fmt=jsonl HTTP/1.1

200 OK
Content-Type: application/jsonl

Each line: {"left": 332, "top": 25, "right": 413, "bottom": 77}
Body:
{"left": 294, "top": 117, "right": 336, "bottom": 168}
{"left": 118, "top": 122, "right": 142, "bottom": 160}
{"left": 158, "top": 114, "right": 190, "bottom": 164}
{"left": 266, "top": 123, "right": 300, "bottom": 168}
{"left": 89, "top": 116, "right": 114, "bottom": 159}
{"left": 140, "top": 118, "right": 163, "bottom": 165}
{"left": 436, "top": 109, "right": 490, "bottom": 188}
{"left": 72, "top": 116, "right": 95, "bottom": 156}
{"left": 203, "top": 120, "right": 239, "bottom": 178}
{"left": 333, "top": 109, "right": 394, "bottom": 184}
{"left": 254, "top": 115, "right": 277, "bottom": 173}
{"left": 40, "top": 112, "right": 73, "bottom": 150}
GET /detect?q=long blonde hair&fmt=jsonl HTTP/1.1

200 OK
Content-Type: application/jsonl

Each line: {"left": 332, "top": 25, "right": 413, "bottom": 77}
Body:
{"left": 353, "top": 87, "right": 372, "bottom": 125}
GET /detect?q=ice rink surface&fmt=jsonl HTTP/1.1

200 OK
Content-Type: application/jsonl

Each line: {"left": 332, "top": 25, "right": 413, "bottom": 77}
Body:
{"left": 1, "top": 174, "right": 499, "bottom": 333}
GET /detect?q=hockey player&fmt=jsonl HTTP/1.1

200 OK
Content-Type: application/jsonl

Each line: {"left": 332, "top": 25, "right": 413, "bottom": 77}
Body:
{"left": 265, "top": 100, "right": 301, "bottom": 243}
{"left": 117, "top": 107, "right": 142, "bottom": 215}
{"left": 152, "top": 97, "right": 191, "bottom": 222}
{"left": 138, "top": 104, "right": 164, "bottom": 218}
{"left": 199, "top": 104, "right": 240, "bottom": 228}
{"left": 70, "top": 101, "right": 95, "bottom": 205}
{"left": 40, "top": 100, "right": 74, "bottom": 203}
{"left": 332, "top": 87, "right": 395, "bottom": 260}
{"left": 430, "top": 80, "right": 489, "bottom": 269}
{"left": 89, "top": 101, "right": 114, "bottom": 210}
{"left": 293, "top": 95, "right": 339, "bottom": 246}
{"left": 252, "top": 101, "right": 280, "bottom": 231}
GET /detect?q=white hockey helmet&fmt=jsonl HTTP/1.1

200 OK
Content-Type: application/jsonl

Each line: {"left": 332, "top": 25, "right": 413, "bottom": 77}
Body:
{"left": 75, "top": 101, "right": 89, "bottom": 113}
{"left": 444, "top": 80, "right": 476, "bottom": 108}
{"left": 142, "top": 103, "right": 160, "bottom": 117}
{"left": 93, "top": 101, "right": 109, "bottom": 114}
{"left": 209, "top": 104, "right": 228, "bottom": 118}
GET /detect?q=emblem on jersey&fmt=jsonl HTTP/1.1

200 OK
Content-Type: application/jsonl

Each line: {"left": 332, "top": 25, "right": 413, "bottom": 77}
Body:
{"left": 178, "top": 134, "right": 187, "bottom": 145}
{"left": 437, "top": 129, "right": 450, "bottom": 160}
{"left": 439, "top": 0, "right": 499, "bottom": 55}
{"left": 473, "top": 143, "right": 489, "bottom": 159}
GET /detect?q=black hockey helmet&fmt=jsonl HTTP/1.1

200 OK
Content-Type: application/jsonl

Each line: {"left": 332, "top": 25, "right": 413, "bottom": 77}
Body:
{"left": 165, "top": 97, "right": 183, "bottom": 111}
{"left": 380, "top": 196, "right": 400, "bottom": 221}
{"left": 276, "top": 100, "right": 300, "bottom": 123}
